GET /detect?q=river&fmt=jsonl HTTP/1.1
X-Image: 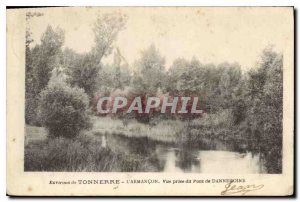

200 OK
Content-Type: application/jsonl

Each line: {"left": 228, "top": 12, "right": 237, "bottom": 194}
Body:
{"left": 98, "top": 133, "right": 266, "bottom": 173}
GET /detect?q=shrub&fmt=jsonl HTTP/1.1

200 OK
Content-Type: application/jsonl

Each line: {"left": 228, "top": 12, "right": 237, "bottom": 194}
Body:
{"left": 38, "top": 81, "right": 91, "bottom": 138}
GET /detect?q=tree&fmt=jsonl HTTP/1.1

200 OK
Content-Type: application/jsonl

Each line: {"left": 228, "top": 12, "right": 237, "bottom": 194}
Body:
{"left": 25, "top": 21, "right": 64, "bottom": 125}
{"left": 93, "top": 12, "right": 128, "bottom": 62}
{"left": 67, "top": 52, "right": 100, "bottom": 97}
{"left": 67, "top": 13, "right": 128, "bottom": 101}
{"left": 32, "top": 25, "right": 65, "bottom": 95}
{"left": 39, "top": 80, "right": 91, "bottom": 138}
{"left": 132, "top": 44, "right": 166, "bottom": 96}
{"left": 245, "top": 47, "right": 283, "bottom": 173}
{"left": 28, "top": 25, "right": 64, "bottom": 125}
{"left": 112, "top": 47, "right": 131, "bottom": 90}
{"left": 25, "top": 12, "right": 44, "bottom": 124}
{"left": 218, "top": 62, "right": 242, "bottom": 109}
{"left": 25, "top": 12, "right": 44, "bottom": 48}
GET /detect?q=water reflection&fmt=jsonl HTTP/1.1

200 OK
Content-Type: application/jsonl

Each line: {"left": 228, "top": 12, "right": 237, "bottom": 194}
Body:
{"left": 159, "top": 148, "right": 201, "bottom": 173}
{"left": 99, "top": 133, "right": 266, "bottom": 173}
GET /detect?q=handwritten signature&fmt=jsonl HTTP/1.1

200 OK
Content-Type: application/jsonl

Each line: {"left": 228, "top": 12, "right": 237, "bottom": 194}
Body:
{"left": 221, "top": 181, "right": 264, "bottom": 196}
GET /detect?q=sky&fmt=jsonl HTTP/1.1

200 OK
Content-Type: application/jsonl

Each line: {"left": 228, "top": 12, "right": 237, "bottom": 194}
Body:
{"left": 27, "top": 7, "right": 293, "bottom": 70}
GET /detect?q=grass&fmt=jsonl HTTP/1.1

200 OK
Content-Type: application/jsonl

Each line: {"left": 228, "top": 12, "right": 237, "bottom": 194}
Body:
{"left": 90, "top": 111, "right": 245, "bottom": 143}
{"left": 91, "top": 116, "right": 184, "bottom": 143}
{"left": 25, "top": 126, "right": 47, "bottom": 145}
{"left": 24, "top": 124, "right": 162, "bottom": 172}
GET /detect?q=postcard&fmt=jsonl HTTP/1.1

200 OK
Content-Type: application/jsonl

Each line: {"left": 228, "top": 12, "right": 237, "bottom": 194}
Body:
{"left": 6, "top": 6, "right": 294, "bottom": 196}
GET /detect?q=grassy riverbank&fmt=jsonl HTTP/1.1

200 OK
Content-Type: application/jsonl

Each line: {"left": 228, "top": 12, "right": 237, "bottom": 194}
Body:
{"left": 92, "top": 116, "right": 184, "bottom": 143}
{"left": 24, "top": 116, "right": 184, "bottom": 171}
{"left": 25, "top": 125, "right": 160, "bottom": 172}
{"left": 91, "top": 110, "right": 246, "bottom": 143}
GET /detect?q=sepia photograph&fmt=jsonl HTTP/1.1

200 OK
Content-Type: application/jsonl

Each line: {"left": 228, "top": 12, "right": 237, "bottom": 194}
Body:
{"left": 24, "top": 7, "right": 284, "bottom": 174}
{"left": 6, "top": 6, "right": 294, "bottom": 196}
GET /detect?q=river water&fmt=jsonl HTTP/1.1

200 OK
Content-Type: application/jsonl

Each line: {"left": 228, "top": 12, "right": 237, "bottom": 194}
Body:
{"left": 99, "top": 133, "right": 266, "bottom": 173}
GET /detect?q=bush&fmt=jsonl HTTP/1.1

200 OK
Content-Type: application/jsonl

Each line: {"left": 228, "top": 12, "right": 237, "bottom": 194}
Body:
{"left": 38, "top": 81, "right": 91, "bottom": 138}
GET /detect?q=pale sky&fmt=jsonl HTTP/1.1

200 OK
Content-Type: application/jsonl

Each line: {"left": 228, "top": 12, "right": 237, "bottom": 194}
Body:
{"left": 28, "top": 7, "right": 293, "bottom": 70}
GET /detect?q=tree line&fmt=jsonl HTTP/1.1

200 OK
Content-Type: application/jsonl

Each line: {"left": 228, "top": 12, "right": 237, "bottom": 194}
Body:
{"left": 25, "top": 12, "right": 283, "bottom": 173}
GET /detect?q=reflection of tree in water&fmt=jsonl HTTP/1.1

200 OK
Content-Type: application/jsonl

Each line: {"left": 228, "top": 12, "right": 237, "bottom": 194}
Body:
{"left": 106, "top": 134, "right": 164, "bottom": 172}
{"left": 243, "top": 128, "right": 279, "bottom": 173}
{"left": 175, "top": 139, "right": 200, "bottom": 172}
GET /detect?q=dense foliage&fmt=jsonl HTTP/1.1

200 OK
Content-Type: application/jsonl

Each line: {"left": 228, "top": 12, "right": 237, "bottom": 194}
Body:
{"left": 39, "top": 81, "right": 91, "bottom": 138}
{"left": 25, "top": 12, "right": 283, "bottom": 173}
